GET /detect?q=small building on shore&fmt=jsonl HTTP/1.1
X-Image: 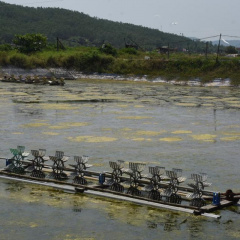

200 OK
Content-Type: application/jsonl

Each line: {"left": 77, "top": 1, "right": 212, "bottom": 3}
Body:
{"left": 156, "top": 46, "right": 178, "bottom": 54}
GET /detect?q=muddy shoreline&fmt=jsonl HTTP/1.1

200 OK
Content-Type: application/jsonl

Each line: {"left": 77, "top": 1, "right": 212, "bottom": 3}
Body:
{"left": 0, "top": 66, "right": 235, "bottom": 87}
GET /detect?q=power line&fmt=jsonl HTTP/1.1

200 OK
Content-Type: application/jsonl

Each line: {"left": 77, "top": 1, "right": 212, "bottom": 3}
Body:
{"left": 26, "top": 0, "right": 64, "bottom": 4}
{"left": 167, "top": 35, "right": 220, "bottom": 45}
{"left": 0, "top": 0, "right": 64, "bottom": 7}
{"left": 197, "top": 35, "right": 220, "bottom": 41}
{"left": 222, "top": 34, "right": 240, "bottom": 39}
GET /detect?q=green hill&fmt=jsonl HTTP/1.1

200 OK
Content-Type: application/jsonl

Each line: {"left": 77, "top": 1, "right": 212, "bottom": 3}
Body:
{"left": 0, "top": 1, "right": 212, "bottom": 51}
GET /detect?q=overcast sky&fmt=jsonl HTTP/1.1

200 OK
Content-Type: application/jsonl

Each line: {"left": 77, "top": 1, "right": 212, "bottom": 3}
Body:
{"left": 3, "top": 0, "right": 240, "bottom": 40}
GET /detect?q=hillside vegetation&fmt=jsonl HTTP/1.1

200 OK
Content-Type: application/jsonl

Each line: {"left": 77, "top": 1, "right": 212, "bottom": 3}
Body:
{"left": 0, "top": 2, "right": 239, "bottom": 85}
{"left": 0, "top": 1, "right": 217, "bottom": 52}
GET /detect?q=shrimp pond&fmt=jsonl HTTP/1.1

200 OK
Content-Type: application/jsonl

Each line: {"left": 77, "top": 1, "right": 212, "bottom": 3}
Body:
{"left": 0, "top": 79, "right": 240, "bottom": 240}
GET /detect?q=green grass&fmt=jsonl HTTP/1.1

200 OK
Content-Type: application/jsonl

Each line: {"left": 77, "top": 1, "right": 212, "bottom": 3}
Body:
{"left": 0, "top": 47, "right": 240, "bottom": 85}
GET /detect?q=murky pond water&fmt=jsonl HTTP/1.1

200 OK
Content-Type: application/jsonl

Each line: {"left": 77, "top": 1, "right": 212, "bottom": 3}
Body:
{"left": 0, "top": 79, "right": 240, "bottom": 239}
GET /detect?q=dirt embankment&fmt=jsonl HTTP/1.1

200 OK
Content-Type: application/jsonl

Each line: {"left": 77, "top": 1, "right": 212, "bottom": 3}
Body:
{"left": 0, "top": 66, "right": 235, "bottom": 87}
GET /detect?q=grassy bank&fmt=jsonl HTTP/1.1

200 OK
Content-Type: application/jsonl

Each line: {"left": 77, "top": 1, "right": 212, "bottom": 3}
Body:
{"left": 0, "top": 47, "right": 240, "bottom": 85}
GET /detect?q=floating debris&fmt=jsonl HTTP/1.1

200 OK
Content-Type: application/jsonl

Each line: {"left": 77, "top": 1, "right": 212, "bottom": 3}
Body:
{"left": 0, "top": 75, "right": 65, "bottom": 86}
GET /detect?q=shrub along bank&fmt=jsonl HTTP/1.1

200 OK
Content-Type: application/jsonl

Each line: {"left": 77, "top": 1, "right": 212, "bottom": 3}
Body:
{"left": 0, "top": 47, "right": 240, "bottom": 85}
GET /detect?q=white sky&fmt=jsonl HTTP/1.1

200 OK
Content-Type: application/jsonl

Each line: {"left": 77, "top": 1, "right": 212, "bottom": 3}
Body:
{"left": 2, "top": 0, "right": 240, "bottom": 40}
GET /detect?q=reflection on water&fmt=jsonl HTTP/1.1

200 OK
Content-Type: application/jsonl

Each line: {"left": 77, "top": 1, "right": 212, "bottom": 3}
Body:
{"left": 214, "top": 109, "right": 217, "bottom": 131}
{"left": 0, "top": 80, "right": 240, "bottom": 239}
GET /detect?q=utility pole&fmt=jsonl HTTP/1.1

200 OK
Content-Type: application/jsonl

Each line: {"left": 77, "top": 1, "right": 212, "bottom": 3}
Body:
{"left": 216, "top": 34, "right": 221, "bottom": 63}
{"left": 56, "top": 37, "right": 65, "bottom": 51}
{"left": 57, "top": 37, "right": 59, "bottom": 51}
{"left": 168, "top": 42, "right": 170, "bottom": 59}
{"left": 205, "top": 42, "right": 209, "bottom": 59}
